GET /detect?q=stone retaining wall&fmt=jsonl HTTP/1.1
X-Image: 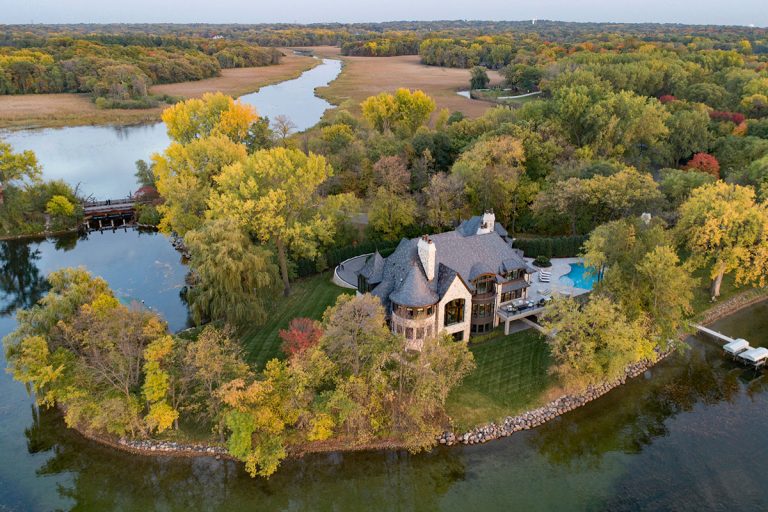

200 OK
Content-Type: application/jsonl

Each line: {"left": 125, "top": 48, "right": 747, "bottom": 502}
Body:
{"left": 438, "top": 355, "right": 669, "bottom": 446}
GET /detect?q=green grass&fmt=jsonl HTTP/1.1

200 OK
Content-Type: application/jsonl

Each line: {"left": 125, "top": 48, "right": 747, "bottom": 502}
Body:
{"left": 238, "top": 272, "right": 353, "bottom": 370}
{"left": 446, "top": 328, "right": 553, "bottom": 430}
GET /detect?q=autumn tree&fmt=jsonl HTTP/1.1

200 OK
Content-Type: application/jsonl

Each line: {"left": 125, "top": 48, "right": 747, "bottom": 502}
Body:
{"left": 279, "top": 317, "right": 323, "bottom": 358}
{"left": 583, "top": 217, "right": 694, "bottom": 345}
{"left": 451, "top": 135, "right": 526, "bottom": 225}
{"left": 659, "top": 168, "right": 716, "bottom": 209}
{"left": 684, "top": 152, "right": 721, "bottom": 179}
{"left": 162, "top": 92, "right": 257, "bottom": 145}
{"left": 540, "top": 295, "right": 655, "bottom": 390}
{"left": 423, "top": 172, "right": 466, "bottom": 229}
{"left": 208, "top": 147, "right": 359, "bottom": 295}
{"left": 185, "top": 218, "right": 279, "bottom": 325}
{"left": 368, "top": 186, "right": 417, "bottom": 241}
{"left": 0, "top": 140, "right": 41, "bottom": 205}
{"left": 361, "top": 88, "right": 436, "bottom": 136}
{"left": 676, "top": 181, "right": 768, "bottom": 298}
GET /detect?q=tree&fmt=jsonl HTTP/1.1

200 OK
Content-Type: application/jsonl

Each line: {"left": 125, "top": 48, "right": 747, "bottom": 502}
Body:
{"left": 684, "top": 152, "right": 721, "bottom": 179}
{"left": 134, "top": 159, "right": 155, "bottom": 188}
{"left": 279, "top": 317, "right": 323, "bottom": 358}
{"left": 162, "top": 92, "right": 257, "bottom": 145}
{"left": 676, "top": 182, "right": 768, "bottom": 298}
{"left": 372, "top": 155, "right": 410, "bottom": 194}
{"left": 45, "top": 195, "right": 75, "bottom": 220}
{"left": 423, "top": 172, "right": 466, "bottom": 229}
{"left": 0, "top": 140, "right": 41, "bottom": 205}
{"left": 661, "top": 104, "right": 712, "bottom": 166}
{"left": 583, "top": 217, "right": 694, "bottom": 345}
{"left": 183, "top": 325, "right": 251, "bottom": 436}
{"left": 208, "top": 147, "right": 359, "bottom": 295}
{"left": 540, "top": 295, "right": 655, "bottom": 390}
{"left": 469, "top": 66, "right": 489, "bottom": 90}
{"left": 450, "top": 135, "right": 526, "bottom": 225}
{"left": 361, "top": 88, "right": 436, "bottom": 136}
{"left": 271, "top": 115, "right": 297, "bottom": 146}
{"left": 503, "top": 64, "right": 542, "bottom": 92}
{"left": 185, "top": 218, "right": 279, "bottom": 325}
{"left": 142, "top": 335, "right": 179, "bottom": 434}
{"left": 368, "top": 186, "right": 417, "bottom": 241}
{"left": 659, "top": 168, "right": 716, "bottom": 209}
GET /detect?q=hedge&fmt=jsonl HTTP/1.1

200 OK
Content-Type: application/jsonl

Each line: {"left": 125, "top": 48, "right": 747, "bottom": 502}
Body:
{"left": 513, "top": 235, "right": 587, "bottom": 259}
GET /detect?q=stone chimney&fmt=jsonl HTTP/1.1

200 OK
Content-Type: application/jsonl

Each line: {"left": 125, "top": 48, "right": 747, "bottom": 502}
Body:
{"left": 477, "top": 210, "right": 495, "bottom": 235}
{"left": 417, "top": 235, "right": 436, "bottom": 281}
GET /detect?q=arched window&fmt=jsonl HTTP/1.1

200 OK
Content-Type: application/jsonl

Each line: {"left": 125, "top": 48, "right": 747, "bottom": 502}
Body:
{"left": 444, "top": 299, "right": 465, "bottom": 326}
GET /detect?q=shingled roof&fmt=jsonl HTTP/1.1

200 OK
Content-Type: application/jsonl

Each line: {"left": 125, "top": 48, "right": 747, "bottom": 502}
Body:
{"left": 364, "top": 215, "right": 532, "bottom": 311}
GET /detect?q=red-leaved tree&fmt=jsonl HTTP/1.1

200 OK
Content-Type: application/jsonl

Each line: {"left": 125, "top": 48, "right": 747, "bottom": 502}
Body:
{"left": 659, "top": 95, "right": 677, "bottom": 104}
{"left": 279, "top": 317, "right": 323, "bottom": 358}
{"left": 684, "top": 152, "right": 721, "bottom": 179}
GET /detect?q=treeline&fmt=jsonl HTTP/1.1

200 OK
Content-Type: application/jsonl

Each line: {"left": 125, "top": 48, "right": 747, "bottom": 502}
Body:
{"left": 341, "top": 37, "right": 420, "bottom": 57}
{"left": 0, "top": 33, "right": 281, "bottom": 107}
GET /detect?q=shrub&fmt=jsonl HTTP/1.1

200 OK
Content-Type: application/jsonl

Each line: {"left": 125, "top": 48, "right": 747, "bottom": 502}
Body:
{"left": 533, "top": 255, "right": 552, "bottom": 268}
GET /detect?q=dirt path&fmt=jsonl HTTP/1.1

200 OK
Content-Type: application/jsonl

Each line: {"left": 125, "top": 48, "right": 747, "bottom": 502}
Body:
{"left": 0, "top": 53, "right": 317, "bottom": 130}
{"left": 309, "top": 46, "right": 503, "bottom": 118}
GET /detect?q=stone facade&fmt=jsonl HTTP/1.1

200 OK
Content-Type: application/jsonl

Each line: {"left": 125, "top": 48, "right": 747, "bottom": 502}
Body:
{"left": 436, "top": 275, "right": 473, "bottom": 342}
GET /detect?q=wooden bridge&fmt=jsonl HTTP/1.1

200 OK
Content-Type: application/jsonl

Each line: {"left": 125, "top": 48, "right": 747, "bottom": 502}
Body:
{"left": 82, "top": 198, "right": 137, "bottom": 230}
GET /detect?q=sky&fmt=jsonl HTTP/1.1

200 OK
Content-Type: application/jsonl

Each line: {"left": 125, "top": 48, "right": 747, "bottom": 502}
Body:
{"left": 1, "top": 0, "right": 766, "bottom": 27}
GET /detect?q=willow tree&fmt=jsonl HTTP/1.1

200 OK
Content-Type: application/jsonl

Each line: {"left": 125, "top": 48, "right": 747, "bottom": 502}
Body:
{"left": 0, "top": 140, "right": 41, "bottom": 205}
{"left": 208, "top": 147, "right": 358, "bottom": 295}
{"left": 676, "top": 181, "right": 768, "bottom": 298}
{"left": 185, "top": 219, "right": 279, "bottom": 325}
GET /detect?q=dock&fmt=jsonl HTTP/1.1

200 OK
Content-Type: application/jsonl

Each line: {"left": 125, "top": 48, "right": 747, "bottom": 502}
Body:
{"left": 692, "top": 323, "right": 767, "bottom": 369}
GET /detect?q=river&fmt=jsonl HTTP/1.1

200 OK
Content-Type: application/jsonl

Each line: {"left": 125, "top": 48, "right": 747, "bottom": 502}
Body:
{"left": 0, "top": 58, "right": 342, "bottom": 200}
{"left": 3, "top": 56, "right": 768, "bottom": 511}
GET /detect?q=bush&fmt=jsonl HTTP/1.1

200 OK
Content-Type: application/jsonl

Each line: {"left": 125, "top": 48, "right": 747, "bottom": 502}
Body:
{"left": 533, "top": 255, "right": 552, "bottom": 268}
{"left": 136, "top": 204, "right": 161, "bottom": 226}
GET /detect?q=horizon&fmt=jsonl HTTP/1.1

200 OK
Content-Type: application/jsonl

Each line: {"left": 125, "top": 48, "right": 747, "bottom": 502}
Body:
{"left": 3, "top": 0, "right": 767, "bottom": 28}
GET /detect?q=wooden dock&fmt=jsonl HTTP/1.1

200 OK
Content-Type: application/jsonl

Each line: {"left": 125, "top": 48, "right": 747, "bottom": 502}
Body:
{"left": 690, "top": 323, "right": 736, "bottom": 344}
{"left": 82, "top": 198, "right": 137, "bottom": 230}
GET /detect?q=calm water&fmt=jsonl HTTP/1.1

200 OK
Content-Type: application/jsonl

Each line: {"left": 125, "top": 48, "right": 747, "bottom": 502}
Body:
{"left": 0, "top": 58, "right": 341, "bottom": 199}
{"left": 2, "top": 230, "right": 768, "bottom": 510}
{"left": 559, "top": 263, "right": 598, "bottom": 290}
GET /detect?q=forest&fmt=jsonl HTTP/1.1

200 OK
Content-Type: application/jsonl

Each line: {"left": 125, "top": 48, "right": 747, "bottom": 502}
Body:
{"left": 0, "top": 31, "right": 281, "bottom": 107}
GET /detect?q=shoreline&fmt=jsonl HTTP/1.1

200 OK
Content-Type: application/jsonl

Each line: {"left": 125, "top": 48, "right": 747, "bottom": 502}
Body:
{"left": 62, "top": 288, "right": 768, "bottom": 461}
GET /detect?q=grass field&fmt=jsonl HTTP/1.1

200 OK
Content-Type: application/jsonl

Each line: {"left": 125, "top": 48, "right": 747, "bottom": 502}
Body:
{"left": 0, "top": 52, "right": 317, "bottom": 130}
{"left": 310, "top": 46, "right": 503, "bottom": 118}
{"left": 446, "top": 328, "right": 554, "bottom": 430}
{"left": 239, "top": 272, "right": 353, "bottom": 370}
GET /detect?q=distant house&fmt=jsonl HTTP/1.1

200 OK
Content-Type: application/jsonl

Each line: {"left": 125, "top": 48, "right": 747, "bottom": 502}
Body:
{"left": 355, "top": 212, "right": 536, "bottom": 347}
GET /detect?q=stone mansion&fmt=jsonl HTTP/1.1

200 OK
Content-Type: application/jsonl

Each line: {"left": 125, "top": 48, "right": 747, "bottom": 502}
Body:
{"left": 355, "top": 212, "right": 536, "bottom": 346}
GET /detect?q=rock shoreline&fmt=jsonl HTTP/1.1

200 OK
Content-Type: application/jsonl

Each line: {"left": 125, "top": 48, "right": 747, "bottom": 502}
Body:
{"left": 438, "top": 355, "right": 669, "bottom": 446}
{"left": 72, "top": 291, "right": 768, "bottom": 460}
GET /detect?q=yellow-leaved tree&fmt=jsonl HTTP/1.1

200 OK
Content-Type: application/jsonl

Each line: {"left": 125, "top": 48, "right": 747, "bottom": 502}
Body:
{"left": 676, "top": 181, "right": 768, "bottom": 298}
{"left": 208, "top": 147, "right": 359, "bottom": 295}
{"left": 361, "top": 88, "right": 436, "bottom": 136}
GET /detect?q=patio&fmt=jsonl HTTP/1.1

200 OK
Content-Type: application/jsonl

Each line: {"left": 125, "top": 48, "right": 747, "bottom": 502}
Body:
{"left": 525, "top": 257, "right": 593, "bottom": 299}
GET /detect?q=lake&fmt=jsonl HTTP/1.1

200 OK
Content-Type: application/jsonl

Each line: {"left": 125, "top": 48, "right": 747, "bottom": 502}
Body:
{"left": 0, "top": 58, "right": 342, "bottom": 200}
{"left": 1, "top": 230, "right": 768, "bottom": 510}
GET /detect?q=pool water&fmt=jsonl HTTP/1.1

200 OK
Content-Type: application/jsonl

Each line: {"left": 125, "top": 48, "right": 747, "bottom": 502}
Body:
{"left": 559, "top": 262, "right": 598, "bottom": 290}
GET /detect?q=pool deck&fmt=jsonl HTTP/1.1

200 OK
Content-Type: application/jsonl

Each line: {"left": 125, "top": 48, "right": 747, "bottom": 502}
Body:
{"left": 525, "top": 257, "right": 592, "bottom": 298}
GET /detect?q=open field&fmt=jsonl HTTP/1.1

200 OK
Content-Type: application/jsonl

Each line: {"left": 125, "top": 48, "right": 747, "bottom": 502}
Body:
{"left": 0, "top": 52, "right": 317, "bottom": 130}
{"left": 309, "top": 46, "right": 503, "bottom": 118}
{"left": 239, "top": 272, "right": 353, "bottom": 371}
{"left": 446, "top": 328, "right": 554, "bottom": 430}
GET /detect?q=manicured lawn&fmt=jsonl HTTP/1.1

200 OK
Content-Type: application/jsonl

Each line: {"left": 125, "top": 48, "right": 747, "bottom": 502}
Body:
{"left": 446, "top": 328, "right": 554, "bottom": 430}
{"left": 239, "top": 272, "right": 353, "bottom": 370}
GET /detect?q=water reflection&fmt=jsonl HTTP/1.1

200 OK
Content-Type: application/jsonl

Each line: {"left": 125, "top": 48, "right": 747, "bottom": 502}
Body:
{"left": 0, "top": 242, "right": 50, "bottom": 315}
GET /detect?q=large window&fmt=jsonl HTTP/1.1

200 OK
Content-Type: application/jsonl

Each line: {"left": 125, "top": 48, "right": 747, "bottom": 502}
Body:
{"left": 472, "top": 303, "right": 493, "bottom": 318}
{"left": 393, "top": 303, "right": 435, "bottom": 319}
{"left": 473, "top": 275, "right": 496, "bottom": 295}
{"left": 444, "top": 299, "right": 465, "bottom": 326}
{"left": 501, "top": 289, "right": 524, "bottom": 303}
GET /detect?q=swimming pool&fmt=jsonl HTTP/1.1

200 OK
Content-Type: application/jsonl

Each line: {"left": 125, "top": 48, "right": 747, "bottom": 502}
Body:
{"left": 559, "top": 262, "right": 598, "bottom": 290}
